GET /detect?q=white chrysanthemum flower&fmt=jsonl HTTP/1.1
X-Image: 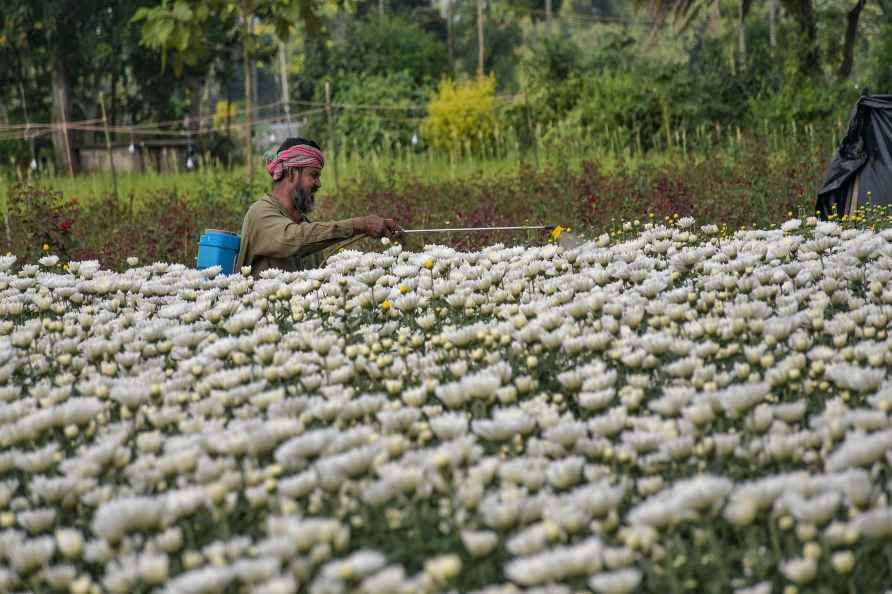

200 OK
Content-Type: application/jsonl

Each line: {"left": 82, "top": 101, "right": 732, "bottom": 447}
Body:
{"left": 825, "top": 364, "right": 886, "bottom": 393}
{"left": 627, "top": 475, "right": 733, "bottom": 528}
{"left": 734, "top": 582, "right": 771, "bottom": 594}
{"left": 472, "top": 407, "right": 536, "bottom": 441}
{"left": 504, "top": 538, "right": 602, "bottom": 586}
{"left": 429, "top": 412, "right": 469, "bottom": 440}
{"left": 17, "top": 508, "right": 56, "bottom": 533}
{"left": 321, "top": 550, "right": 387, "bottom": 581}
{"left": 56, "top": 528, "right": 84, "bottom": 559}
{"left": 781, "top": 218, "right": 802, "bottom": 232}
{"left": 424, "top": 554, "right": 462, "bottom": 583}
{"left": 461, "top": 530, "right": 499, "bottom": 558}
{"left": 825, "top": 429, "right": 892, "bottom": 472}
{"left": 140, "top": 552, "right": 171, "bottom": 585}
{"left": 588, "top": 568, "right": 642, "bottom": 594}
{"left": 780, "top": 556, "right": 817, "bottom": 584}
{"left": 39, "top": 255, "right": 60, "bottom": 267}
{"left": 0, "top": 254, "right": 17, "bottom": 271}
{"left": 10, "top": 536, "right": 55, "bottom": 573}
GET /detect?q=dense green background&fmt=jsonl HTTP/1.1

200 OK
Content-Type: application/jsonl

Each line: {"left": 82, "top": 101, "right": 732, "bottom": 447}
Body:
{"left": 1, "top": 0, "right": 889, "bottom": 172}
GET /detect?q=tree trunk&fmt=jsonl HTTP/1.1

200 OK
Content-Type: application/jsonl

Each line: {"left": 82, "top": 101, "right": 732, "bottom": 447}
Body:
{"left": 591, "top": 0, "right": 611, "bottom": 17}
{"left": 838, "top": 0, "right": 867, "bottom": 79}
{"left": 226, "top": 71, "right": 234, "bottom": 170}
{"left": 769, "top": 0, "right": 778, "bottom": 49}
{"left": 706, "top": 0, "right": 720, "bottom": 38}
{"left": 50, "top": 59, "right": 76, "bottom": 176}
{"left": 687, "top": 9, "right": 711, "bottom": 73}
{"left": 447, "top": 0, "right": 454, "bottom": 73}
{"left": 781, "top": 0, "right": 820, "bottom": 76}
{"left": 187, "top": 75, "right": 204, "bottom": 162}
{"left": 279, "top": 41, "right": 293, "bottom": 136}
{"left": 110, "top": 70, "right": 119, "bottom": 126}
{"left": 737, "top": 0, "right": 747, "bottom": 70}
{"left": 546, "top": 0, "right": 552, "bottom": 30}
{"left": 109, "top": 4, "right": 120, "bottom": 126}
{"left": 242, "top": 14, "right": 254, "bottom": 186}
{"left": 187, "top": 76, "right": 203, "bottom": 131}
{"left": 477, "top": 0, "right": 485, "bottom": 76}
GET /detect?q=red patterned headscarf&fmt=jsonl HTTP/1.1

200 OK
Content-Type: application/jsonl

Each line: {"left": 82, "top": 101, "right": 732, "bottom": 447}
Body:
{"left": 265, "top": 144, "right": 325, "bottom": 182}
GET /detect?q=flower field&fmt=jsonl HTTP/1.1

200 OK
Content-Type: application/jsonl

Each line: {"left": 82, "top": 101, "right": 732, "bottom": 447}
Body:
{"left": 3, "top": 217, "right": 892, "bottom": 594}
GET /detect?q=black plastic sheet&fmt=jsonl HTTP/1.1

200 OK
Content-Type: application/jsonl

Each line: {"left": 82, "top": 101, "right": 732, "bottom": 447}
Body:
{"left": 816, "top": 93, "right": 892, "bottom": 218}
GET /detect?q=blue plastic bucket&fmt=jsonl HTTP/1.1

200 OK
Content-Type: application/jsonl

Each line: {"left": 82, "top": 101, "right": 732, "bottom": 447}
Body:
{"left": 196, "top": 229, "right": 241, "bottom": 275}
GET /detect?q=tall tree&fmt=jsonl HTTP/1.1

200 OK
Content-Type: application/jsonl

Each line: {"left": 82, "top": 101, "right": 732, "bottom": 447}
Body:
{"left": 838, "top": 0, "right": 867, "bottom": 79}
{"left": 477, "top": 0, "right": 485, "bottom": 76}
{"left": 779, "top": 0, "right": 819, "bottom": 75}
{"left": 134, "top": 0, "right": 320, "bottom": 183}
{"left": 3, "top": 0, "right": 100, "bottom": 174}
{"left": 737, "top": 0, "right": 751, "bottom": 70}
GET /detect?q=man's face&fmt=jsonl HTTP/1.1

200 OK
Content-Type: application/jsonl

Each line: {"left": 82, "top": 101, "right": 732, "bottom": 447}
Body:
{"left": 288, "top": 167, "right": 322, "bottom": 215}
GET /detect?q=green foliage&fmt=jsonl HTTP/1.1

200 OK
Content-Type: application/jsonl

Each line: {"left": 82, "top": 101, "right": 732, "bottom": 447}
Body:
{"left": 132, "top": 1, "right": 224, "bottom": 75}
{"left": 864, "top": 20, "right": 892, "bottom": 93}
{"left": 747, "top": 73, "right": 859, "bottom": 129}
{"left": 1, "top": 0, "right": 890, "bottom": 171}
{"left": 421, "top": 75, "right": 501, "bottom": 154}
{"left": 314, "top": 71, "right": 426, "bottom": 155}
{"left": 452, "top": 2, "right": 523, "bottom": 90}
{"left": 514, "top": 32, "right": 585, "bottom": 126}
{"left": 331, "top": 16, "right": 448, "bottom": 86}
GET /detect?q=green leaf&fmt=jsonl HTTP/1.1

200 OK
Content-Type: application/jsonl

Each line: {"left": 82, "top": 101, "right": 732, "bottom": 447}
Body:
{"left": 157, "top": 20, "right": 175, "bottom": 45}
{"left": 173, "top": 1, "right": 193, "bottom": 21}
{"left": 172, "top": 27, "right": 190, "bottom": 51}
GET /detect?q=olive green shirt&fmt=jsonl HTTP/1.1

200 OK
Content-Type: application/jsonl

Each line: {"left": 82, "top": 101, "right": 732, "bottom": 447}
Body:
{"left": 235, "top": 194, "right": 356, "bottom": 277}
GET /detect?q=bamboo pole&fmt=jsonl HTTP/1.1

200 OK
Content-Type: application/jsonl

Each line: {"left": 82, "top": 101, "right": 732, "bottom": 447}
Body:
{"left": 58, "top": 84, "right": 75, "bottom": 178}
{"left": 278, "top": 41, "right": 293, "bottom": 137}
{"left": 243, "top": 13, "right": 255, "bottom": 188}
{"left": 325, "top": 81, "right": 340, "bottom": 195}
{"left": 99, "top": 93, "right": 119, "bottom": 200}
{"left": 477, "top": 0, "right": 485, "bottom": 77}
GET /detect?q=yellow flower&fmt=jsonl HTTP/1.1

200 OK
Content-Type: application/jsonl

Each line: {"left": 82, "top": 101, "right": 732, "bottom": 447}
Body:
{"left": 381, "top": 300, "right": 391, "bottom": 311}
{"left": 42, "top": 244, "right": 49, "bottom": 252}
{"left": 551, "top": 226, "right": 563, "bottom": 241}
{"left": 423, "top": 259, "right": 433, "bottom": 270}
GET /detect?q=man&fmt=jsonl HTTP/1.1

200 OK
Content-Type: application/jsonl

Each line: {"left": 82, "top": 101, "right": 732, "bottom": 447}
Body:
{"left": 235, "top": 137, "right": 400, "bottom": 277}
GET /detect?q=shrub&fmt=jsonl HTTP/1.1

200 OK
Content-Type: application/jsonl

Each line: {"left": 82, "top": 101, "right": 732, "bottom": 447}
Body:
{"left": 747, "top": 71, "right": 859, "bottom": 129}
{"left": 421, "top": 75, "right": 501, "bottom": 155}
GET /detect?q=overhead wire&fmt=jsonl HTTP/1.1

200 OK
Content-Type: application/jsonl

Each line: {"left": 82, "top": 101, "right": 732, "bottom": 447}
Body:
{"left": 0, "top": 93, "right": 518, "bottom": 142}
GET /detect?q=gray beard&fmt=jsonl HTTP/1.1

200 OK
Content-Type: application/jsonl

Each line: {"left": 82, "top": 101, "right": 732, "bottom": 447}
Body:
{"left": 292, "top": 187, "right": 315, "bottom": 215}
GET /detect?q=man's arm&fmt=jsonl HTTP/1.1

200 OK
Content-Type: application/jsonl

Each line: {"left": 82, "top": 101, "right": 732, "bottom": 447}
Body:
{"left": 250, "top": 213, "right": 400, "bottom": 259}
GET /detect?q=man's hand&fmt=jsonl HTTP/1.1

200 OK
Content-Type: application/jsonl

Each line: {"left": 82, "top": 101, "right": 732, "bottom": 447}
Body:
{"left": 357, "top": 215, "right": 403, "bottom": 239}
